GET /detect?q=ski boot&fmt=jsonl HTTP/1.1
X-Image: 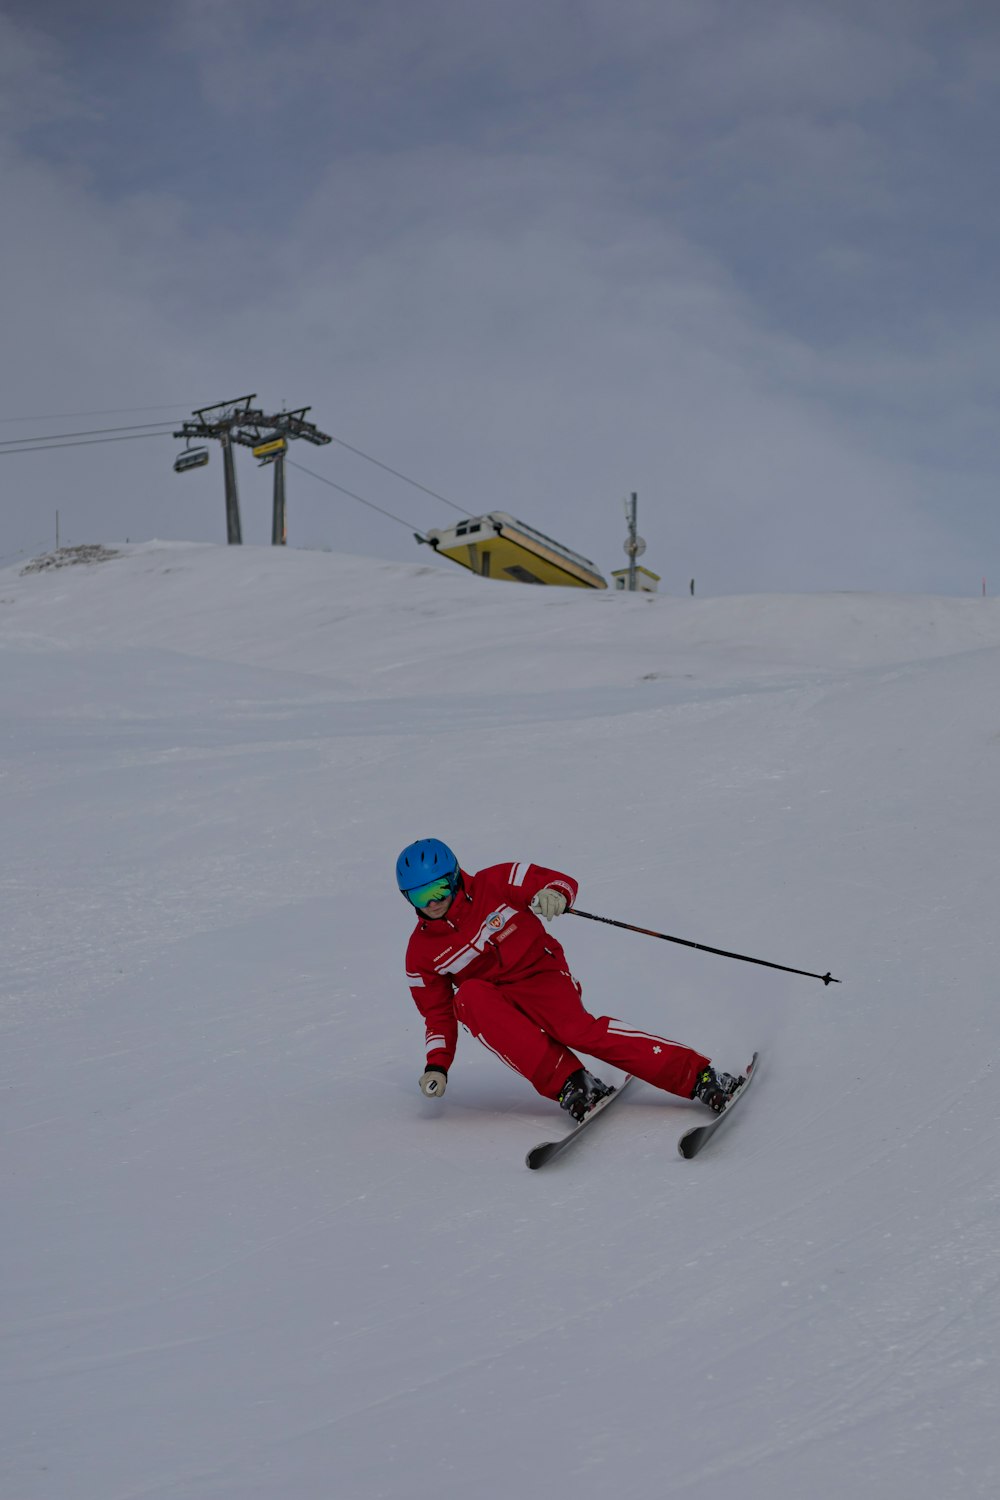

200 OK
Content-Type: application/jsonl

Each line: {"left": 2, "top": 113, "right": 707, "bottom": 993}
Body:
{"left": 558, "top": 1068, "right": 614, "bottom": 1122}
{"left": 692, "top": 1064, "right": 742, "bottom": 1115}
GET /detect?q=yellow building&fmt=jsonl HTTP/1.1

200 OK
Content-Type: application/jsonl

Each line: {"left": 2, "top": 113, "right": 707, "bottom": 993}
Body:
{"left": 423, "top": 513, "right": 607, "bottom": 589}
{"left": 611, "top": 566, "right": 660, "bottom": 593}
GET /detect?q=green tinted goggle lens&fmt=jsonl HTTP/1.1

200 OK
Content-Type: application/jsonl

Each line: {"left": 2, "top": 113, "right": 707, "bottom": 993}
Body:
{"left": 406, "top": 876, "right": 454, "bottom": 909}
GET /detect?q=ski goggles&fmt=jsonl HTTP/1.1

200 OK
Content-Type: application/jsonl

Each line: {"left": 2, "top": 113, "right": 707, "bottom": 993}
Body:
{"left": 404, "top": 872, "right": 458, "bottom": 910}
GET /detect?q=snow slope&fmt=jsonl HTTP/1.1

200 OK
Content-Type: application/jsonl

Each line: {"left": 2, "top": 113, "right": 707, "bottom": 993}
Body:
{"left": 3, "top": 543, "right": 999, "bottom": 1500}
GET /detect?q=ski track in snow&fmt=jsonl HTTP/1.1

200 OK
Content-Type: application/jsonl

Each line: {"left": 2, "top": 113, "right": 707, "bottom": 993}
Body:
{"left": 2, "top": 543, "right": 999, "bottom": 1500}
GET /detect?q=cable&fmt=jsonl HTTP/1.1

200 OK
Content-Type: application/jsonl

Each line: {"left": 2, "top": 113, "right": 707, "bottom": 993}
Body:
{"left": 326, "top": 434, "right": 473, "bottom": 517}
{"left": 1, "top": 417, "right": 474, "bottom": 528}
{"left": 286, "top": 458, "right": 433, "bottom": 536}
{"left": 0, "top": 432, "right": 172, "bottom": 457}
{"left": 0, "top": 404, "right": 189, "bottom": 425}
{"left": 0, "top": 420, "right": 177, "bottom": 448}
{"left": 1, "top": 413, "right": 473, "bottom": 541}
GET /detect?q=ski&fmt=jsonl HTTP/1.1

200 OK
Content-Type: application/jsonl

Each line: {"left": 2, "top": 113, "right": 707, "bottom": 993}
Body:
{"left": 525, "top": 1075, "right": 634, "bottom": 1169}
{"left": 677, "top": 1051, "right": 759, "bottom": 1160}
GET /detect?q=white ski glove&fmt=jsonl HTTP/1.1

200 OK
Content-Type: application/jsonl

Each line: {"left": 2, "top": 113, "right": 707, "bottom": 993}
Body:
{"left": 419, "top": 1068, "right": 448, "bottom": 1098}
{"left": 532, "top": 887, "right": 568, "bottom": 921}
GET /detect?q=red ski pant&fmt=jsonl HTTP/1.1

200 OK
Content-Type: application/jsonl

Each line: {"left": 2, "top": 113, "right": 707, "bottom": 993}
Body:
{"left": 453, "top": 969, "right": 708, "bottom": 1101}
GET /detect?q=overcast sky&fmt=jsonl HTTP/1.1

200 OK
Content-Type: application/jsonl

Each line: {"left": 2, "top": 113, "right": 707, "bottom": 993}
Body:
{"left": 2, "top": 0, "right": 999, "bottom": 593}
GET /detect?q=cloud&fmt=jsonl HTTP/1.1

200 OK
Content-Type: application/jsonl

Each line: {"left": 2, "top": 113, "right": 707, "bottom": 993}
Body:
{"left": 0, "top": 8, "right": 82, "bottom": 129}
{"left": 1, "top": 0, "right": 999, "bottom": 591}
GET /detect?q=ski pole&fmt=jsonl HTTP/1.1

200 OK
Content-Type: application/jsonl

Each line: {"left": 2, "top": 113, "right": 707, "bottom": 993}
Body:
{"left": 568, "top": 908, "right": 840, "bottom": 985}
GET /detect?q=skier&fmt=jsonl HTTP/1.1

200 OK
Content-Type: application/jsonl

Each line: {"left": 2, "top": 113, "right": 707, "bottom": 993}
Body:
{"left": 397, "top": 838, "right": 742, "bottom": 1121}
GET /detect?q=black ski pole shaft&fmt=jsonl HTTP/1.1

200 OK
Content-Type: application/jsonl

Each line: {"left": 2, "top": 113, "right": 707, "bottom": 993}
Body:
{"left": 568, "top": 908, "right": 840, "bottom": 985}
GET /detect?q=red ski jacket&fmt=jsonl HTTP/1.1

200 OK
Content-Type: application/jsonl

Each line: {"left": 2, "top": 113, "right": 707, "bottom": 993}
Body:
{"left": 405, "top": 861, "right": 578, "bottom": 1073}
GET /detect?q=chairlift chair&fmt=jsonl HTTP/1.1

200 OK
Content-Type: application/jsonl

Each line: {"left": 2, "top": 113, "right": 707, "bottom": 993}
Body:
{"left": 173, "top": 446, "right": 210, "bottom": 473}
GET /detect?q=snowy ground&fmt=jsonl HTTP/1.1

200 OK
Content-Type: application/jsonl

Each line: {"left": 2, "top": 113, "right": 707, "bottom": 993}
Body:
{"left": 3, "top": 542, "right": 999, "bottom": 1500}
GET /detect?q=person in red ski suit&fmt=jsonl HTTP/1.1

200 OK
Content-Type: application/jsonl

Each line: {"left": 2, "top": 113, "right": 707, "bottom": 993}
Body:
{"left": 396, "top": 839, "right": 738, "bottom": 1119}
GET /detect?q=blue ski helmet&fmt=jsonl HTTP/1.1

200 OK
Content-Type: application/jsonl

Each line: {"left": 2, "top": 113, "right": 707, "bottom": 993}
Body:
{"left": 396, "top": 838, "right": 459, "bottom": 898}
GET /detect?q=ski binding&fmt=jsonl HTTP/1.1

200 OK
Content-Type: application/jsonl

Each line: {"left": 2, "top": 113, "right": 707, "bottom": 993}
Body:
{"left": 677, "top": 1051, "right": 759, "bottom": 1160}
{"left": 525, "top": 1075, "right": 634, "bottom": 1169}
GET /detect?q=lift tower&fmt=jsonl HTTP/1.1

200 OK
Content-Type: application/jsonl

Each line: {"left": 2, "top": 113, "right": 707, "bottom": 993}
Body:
{"left": 173, "top": 396, "right": 331, "bottom": 544}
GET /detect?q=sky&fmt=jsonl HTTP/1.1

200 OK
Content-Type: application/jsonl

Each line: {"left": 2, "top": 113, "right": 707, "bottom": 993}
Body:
{"left": 2, "top": 0, "right": 1000, "bottom": 592}
{"left": 4, "top": 542, "right": 1000, "bottom": 1497}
